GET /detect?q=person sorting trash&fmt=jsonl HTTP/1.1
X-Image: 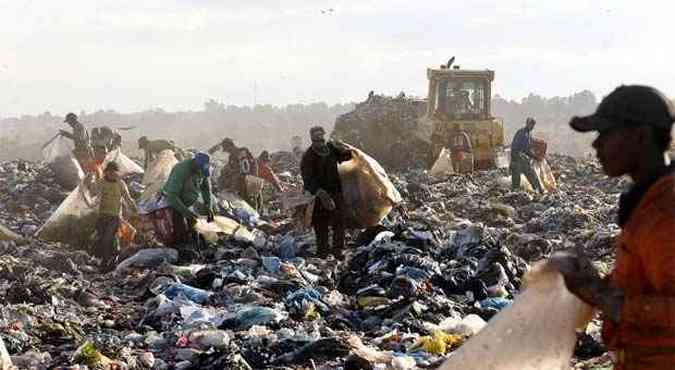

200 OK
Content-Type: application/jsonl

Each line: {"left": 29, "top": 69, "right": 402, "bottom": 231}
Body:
{"left": 138, "top": 136, "right": 187, "bottom": 170}
{"left": 89, "top": 162, "right": 139, "bottom": 269}
{"left": 60, "top": 112, "right": 99, "bottom": 174}
{"left": 300, "top": 126, "right": 352, "bottom": 257}
{"left": 551, "top": 85, "right": 675, "bottom": 370}
{"left": 160, "top": 152, "right": 215, "bottom": 246}
{"left": 510, "top": 117, "right": 543, "bottom": 193}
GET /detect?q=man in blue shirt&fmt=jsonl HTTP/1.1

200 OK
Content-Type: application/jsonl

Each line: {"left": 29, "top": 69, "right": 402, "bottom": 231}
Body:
{"left": 510, "top": 117, "right": 543, "bottom": 193}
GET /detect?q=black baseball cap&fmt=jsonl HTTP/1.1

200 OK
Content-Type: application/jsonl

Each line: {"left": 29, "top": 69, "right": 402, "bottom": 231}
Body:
{"left": 570, "top": 85, "right": 674, "bottom": 133}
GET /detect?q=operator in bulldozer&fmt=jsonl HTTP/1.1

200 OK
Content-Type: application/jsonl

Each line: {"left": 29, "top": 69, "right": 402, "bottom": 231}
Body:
{"left": 301, "top": 126, "right": 352, "bottom": 257}
{"left": 510, "top": 117, "right": 543, "bottom": 193}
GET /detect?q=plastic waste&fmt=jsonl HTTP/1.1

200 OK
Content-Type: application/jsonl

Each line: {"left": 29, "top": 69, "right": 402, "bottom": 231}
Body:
{"left": 479, "top": 297, "right": 512, "bottom": 311}
{"left": 10, "top": 350, "right": 51, "bottom": 369}
{"left": 35, "top": 180, "right": 100, "bottom": 247}
{"left": 140, "top": 150, "right": 179, "bottom": 201}
{"left": 42, "top": 135, "right": 84, "bottom": 189}
{"left": 338, "top": 145, "right": 402, "bottom": 228}
{"left": 261, "top": 256, "right": 281, "bottom": 273}
{"left": 285, "top": 288, "right": 328, "bottom": 313}
{"left": 0, "top": 337, "right": 11, "bottom": 370}
{"left": 223, "top": 306, "right": 287, "bottom": 330}
{"left": 438, "top": 261, "right": 593, "bottom": 370}
{"left": 71, "top": 341, "right": 114, "bottom": 368}
{"left": 412, "top": 331, "right": 464, "bottom": 355}
{"left": 179, "top": 305, "right": 228, "bottom": 327}
{"left": 115, "top": 248, "right": 178, "bottom": 273}
{"left": 163, "top": 283, "right": 211, "bottom": 304}
{"left": 429, "top": 148, "right": 454, "bottom": 177}
{"left": 217, "top": 191, "right": 260, "bottom": 226}
{"left": 0, "top": 223, "right": 20, "bottom": 241}
{"left": 278, "top": 236, "right": 297, "bottom": 260}
{"left": 194, "top": 215, "right": 254, "bottom": 243}
{"left": 188, "top": 330, "right": 230, "bottom": 350}
{"left": 533, "top": 158, "right": 557, "bottom": 193}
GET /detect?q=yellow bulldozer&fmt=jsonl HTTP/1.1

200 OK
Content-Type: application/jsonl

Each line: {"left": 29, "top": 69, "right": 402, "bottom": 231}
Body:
{"left": 426, "top": 62, "right": 508, "bottom": 170}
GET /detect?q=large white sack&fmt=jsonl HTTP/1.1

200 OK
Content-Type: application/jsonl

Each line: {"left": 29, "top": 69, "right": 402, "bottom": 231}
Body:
{"left": 429, "top": 148, "right": 454, "bottom": 177}
{"left": 438, "top": 261, "right": 593, "bottom": 370}
{"left": 103, "top": 148, "right": 144, "bottom": 178}
{"left": 140, "top": 150, "right": 179, "bottom": 202}
{"left": 339, "top": 145, "right": 402, "bottom": 228}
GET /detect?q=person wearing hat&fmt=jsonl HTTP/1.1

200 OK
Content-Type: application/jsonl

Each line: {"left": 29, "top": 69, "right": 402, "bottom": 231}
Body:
{"left": 300, "top": 126, "right": 352, "bottom": 257}
{"left": 510, "top": 117, "right": 543, "bottom": 193}
{"left": 160, "top": 152, "right": 215, "bottom": 246}
{"left": 90, "top": 161, "right": 138, "bottom": 269}
{"left": 138, "top": 136, "right": 187, "bottom": 170}
{"left": 551, "top": 85, "right": 675, "bottom": 369}
{"left": 60, "top": 113, "right": 97, "bottom": 173}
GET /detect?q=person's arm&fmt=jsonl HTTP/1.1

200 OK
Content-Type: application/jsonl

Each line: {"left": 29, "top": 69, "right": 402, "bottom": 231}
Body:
{"left": 163, "top": 163, "right": 197, "bottom": 219}
{"left": 119, "top": 180, "right": 139, "bottom": 215}
{"left": 207, "top": 142, "right": 222, "bottom": 155}
{"left": 59, "top": 130, "right": 75, "bottom": 141}
{"left": 200, "top": 176, "right": 212, "bottom": 211}
{"left": 620, "top": 218, "right": 675, "bottom": 327}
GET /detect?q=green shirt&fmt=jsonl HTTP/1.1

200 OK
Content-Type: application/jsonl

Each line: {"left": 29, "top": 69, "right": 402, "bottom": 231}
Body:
{"left": 161, "top": 159, "right": 211, "bottom": 219}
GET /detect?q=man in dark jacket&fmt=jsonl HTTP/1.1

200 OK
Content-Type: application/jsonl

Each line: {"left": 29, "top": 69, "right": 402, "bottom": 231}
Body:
{"left": 300, "top": 126, "right": 352, "bottom": 257}
{"left": 510, "top": 117, "right": 543, "bottom": 193}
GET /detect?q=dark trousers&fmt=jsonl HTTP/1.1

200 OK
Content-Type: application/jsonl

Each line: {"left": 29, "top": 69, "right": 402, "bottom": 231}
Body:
{"left": 312, "top": 192, "right": 345, "bottom": 256}
{"left": 94, "top": 215, "right": 121, "bottom": 263}
{"left": 511, "top": 153, "right": 543, "bottom": 192}
{"left": 171, "top": 208, "right": 190, "bottom": 245}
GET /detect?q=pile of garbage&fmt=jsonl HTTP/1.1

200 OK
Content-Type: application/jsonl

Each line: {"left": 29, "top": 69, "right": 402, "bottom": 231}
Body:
{"left": 332, "top": 93, "right": 432, "bottom": 169}
{"left": 0, "top": 152, "right": 620, "bottom": 369}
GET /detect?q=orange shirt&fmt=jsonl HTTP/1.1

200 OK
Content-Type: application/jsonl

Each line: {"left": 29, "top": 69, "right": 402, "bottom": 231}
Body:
{"left": 604, "top": 173, "right": 675, "bottom": 354}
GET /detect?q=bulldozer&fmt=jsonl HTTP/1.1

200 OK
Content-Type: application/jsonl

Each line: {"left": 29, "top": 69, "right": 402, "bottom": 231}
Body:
{"left": 426, "top": 62, "right": 508, "bottom": 170}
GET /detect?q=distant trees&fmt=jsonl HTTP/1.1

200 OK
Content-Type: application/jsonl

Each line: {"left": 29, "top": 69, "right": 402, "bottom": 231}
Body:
{"left": 493, "top": 90, "right": 598, "bottom": 157}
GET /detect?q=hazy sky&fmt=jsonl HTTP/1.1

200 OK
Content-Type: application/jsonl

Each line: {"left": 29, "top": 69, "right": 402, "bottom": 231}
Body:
{"left": 0, "top": 0, "right": 672, "bottom": 116}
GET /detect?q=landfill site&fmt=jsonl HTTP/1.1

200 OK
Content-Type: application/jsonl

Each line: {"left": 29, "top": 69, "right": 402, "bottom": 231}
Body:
{"left": 0, "top": 77, "right": 637, "bottom": 370}
{"left": 4, "top": 4, "right": 675, "bottom": 369}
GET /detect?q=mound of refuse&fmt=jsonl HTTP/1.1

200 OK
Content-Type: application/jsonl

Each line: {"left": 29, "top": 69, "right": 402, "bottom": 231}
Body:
{"left": 0, "top": 152, "right": 619, "bottom": 369}
{"left": 332, "top": 93, "right": 432, "bottom": 169}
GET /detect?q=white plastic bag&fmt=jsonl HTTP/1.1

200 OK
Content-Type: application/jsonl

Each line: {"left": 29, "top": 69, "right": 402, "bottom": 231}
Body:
{"left": 42, "top": 135, "right": 74, "bottom": 163}
{"left": 438, "top": 261, "right": 593, "bottom": 370}
{"left": 194, "top": 215, "right": 253, "bottom": 243}
{"left": 103, "top": 149, "right": 144, "bottom": 178}
{"left": 43, "top": 136, "right": 84, "bottom": 189}
{"left": 429, "top": 148, "right": 454, "bottom": 177}
{"left": 140, "top": 150, "right": 179, "bottom": 202}
{"left": 339, "top": 145, "right": 402, "bottom": 228}
{"left": 36, "top": 180, "right": 100, "bottom": 247}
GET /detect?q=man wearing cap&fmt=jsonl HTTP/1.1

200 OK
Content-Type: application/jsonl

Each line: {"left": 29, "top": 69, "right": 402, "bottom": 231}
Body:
{"left": 301, "top": 126, "right": 352, "bottom": 257}
{"left": 60, "top": 113, "right": 97, "bottom": 173}
{"left": 160, "top": 152, "right": 215, "bottom": 246}
{"left": 551, "top": 85, "right": 675, "bottom": 369}
{"left": 510, "top": 117, "right": 543, "bottom": 193}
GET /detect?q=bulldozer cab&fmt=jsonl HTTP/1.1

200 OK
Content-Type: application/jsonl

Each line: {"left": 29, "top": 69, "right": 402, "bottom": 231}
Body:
{"left": 427, "top": 66, "right": 507, "bottom": 170}
{"left": 432, "top": 72, "right": 491, "bottom": 120}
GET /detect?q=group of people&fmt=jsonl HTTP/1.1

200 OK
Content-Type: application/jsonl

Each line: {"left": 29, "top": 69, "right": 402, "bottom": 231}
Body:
{"left": 59, "top": 83, "right": 675, "bottom": 368}
{"left": 61, "top": 116, "right": 350, "bottom": 269}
